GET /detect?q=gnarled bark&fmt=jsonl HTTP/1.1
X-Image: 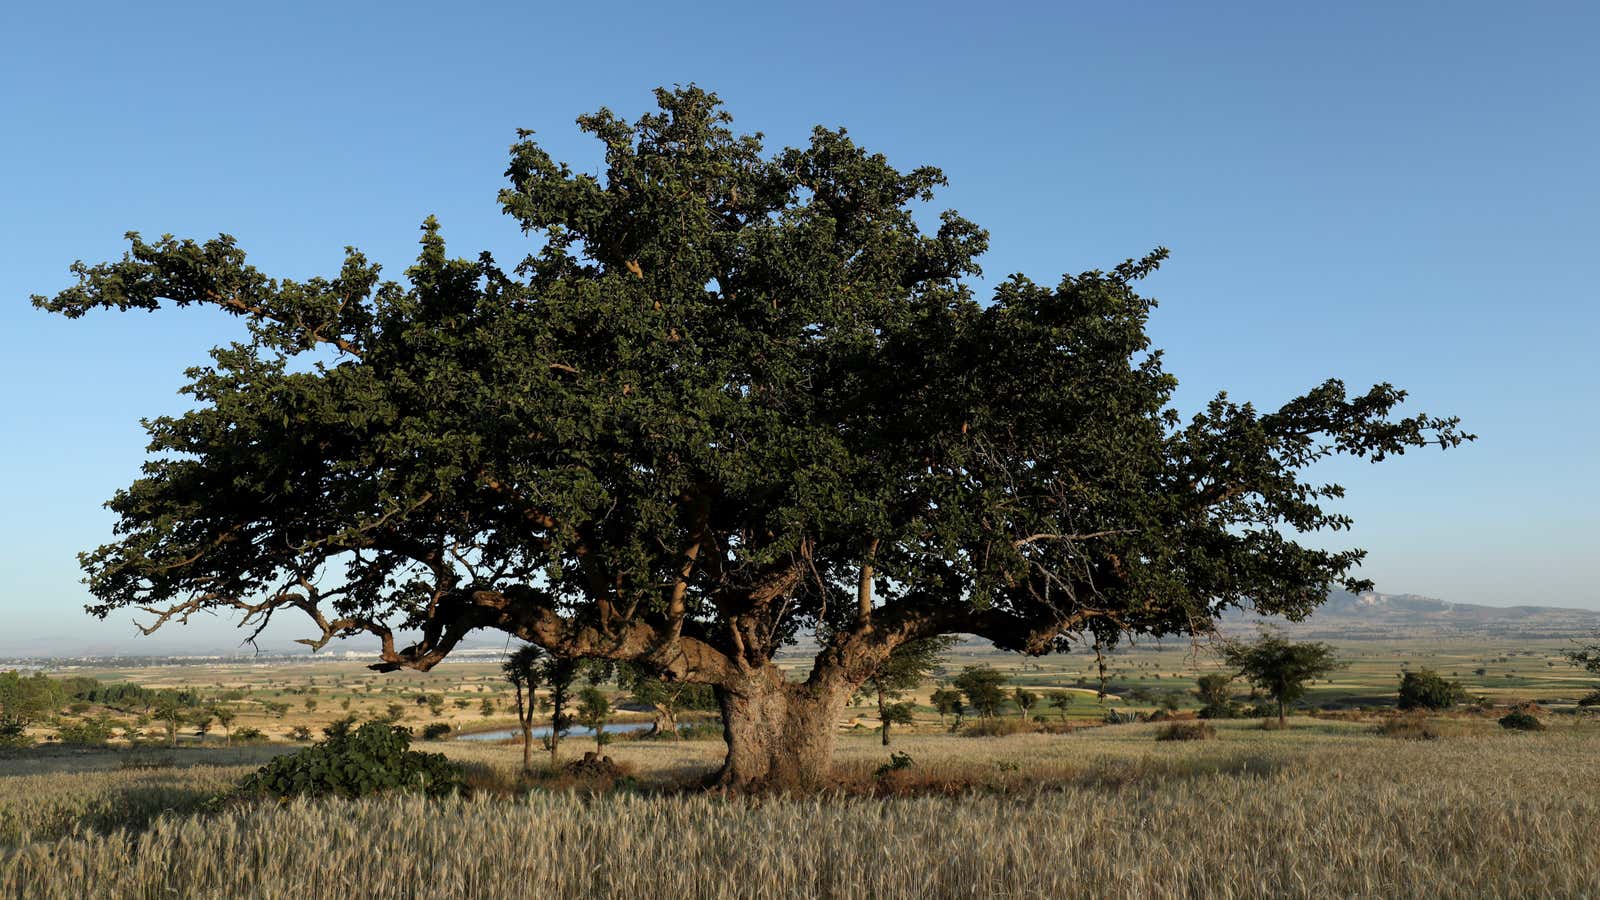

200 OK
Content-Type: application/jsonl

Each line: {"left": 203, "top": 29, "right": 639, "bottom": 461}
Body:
{"left": 712, "top": 666, "right": 854, "bottom": 791}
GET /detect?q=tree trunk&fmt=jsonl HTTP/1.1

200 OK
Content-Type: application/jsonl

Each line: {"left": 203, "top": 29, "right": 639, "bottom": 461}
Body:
{"left": 520, "top": 718, "right": 533, "bottom": 774}
{"left": 549, "top": 697, "right": 563, "bottom": 765}
{"left": 515, "top": 686, "right": 533, "bottom": 774}
{"left": 713, "top": 666, "right": 852, "bottom": 791}
{"left": 877, "top": 684, "right": 890, "bottom": 746}
{"left": 651, "top": 703, "right": 679, "bottom": 739}
{"left": 1278, "top": 698, "right": 1287, "bottom": 728}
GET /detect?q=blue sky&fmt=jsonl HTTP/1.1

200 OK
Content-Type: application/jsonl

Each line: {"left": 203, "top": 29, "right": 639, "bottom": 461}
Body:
{"left": 1, "top": 1, "right": 1595, "bottom": 653}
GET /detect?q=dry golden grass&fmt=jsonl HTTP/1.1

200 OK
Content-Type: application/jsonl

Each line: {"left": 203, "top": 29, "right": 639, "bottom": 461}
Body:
{"left": 3, "top": 719, "right": 1597, "bottom": 897}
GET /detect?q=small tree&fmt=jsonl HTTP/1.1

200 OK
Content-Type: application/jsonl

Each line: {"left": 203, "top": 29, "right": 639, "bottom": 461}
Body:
{"left": 153, "top": 698, "right": 187, "bottom": 747}
{"left": 1046, "top": 690, "right": 1074, "bottom": 721}
{"left": 502, "top": 644, "right": 546, "bottom": 774}
{"left": 860, "top": 635, "right": 956, "bottom": 745}
{"left": 1194, "top": 673, "right": 1237, "bottom": 718}
{"left": 1012, "top": 686, "right": 1038, "bottom": 719}
{"left": 930, "top": 685, "right": 965, "bottom": 731}
{"left": 0, "top": 671, "right": 63, "bottom": 745}
{"left": 953, "top": 666, "right": 1008, "bottom": 719}
{"left": 1222, "top": 632, "right": 1342, "bottom": 727}
{"left": 1566, "top": 635, "right": 1600, "bottom": 706}
{"left": 427, "top": 694, "right": 446, "bottom": 718}
{"left": 1194, "top": 674, "right": 1231, "bottom": 708}
{"left": 192, "top": 714, "right": 214, "bottom": 743}
{"left": 212, "top": 706, "right": 236, "bottom": 746}
{"left": 576, "top": 686, "right": 611, "bottom": 750}
{"left": 479, "top": 696, "right": 496, "bottom": 717}
{"left": 619, "top": 663, "right": 716, "bottom": 740}
{"left": 541, "top": 657, "right": 581, "bottom": 764}
{"left": 1397, "top": 668, "right": 1466, "bottom": 711}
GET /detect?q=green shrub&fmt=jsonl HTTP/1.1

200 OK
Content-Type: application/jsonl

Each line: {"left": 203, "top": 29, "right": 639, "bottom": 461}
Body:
{"left": 1398, "top": 669, "right": 1467, "bottom": 710}
{"left": 0, "top": 718, "right": 33, "bottom": 749}
{"left": 1102, "top": 709, "right": 1138, "bottom": 725}
{"left": 232, "top": 726, "right": 268, "bottom": 744}
{"left": 874, "top": 752, "right": 914, "bottom": 777}
{"left": 1154, "top": 722, "right": 1215, "bottom": 741}
{"left": 237, "top": 721, "right": 466, "bottom": 800}
{"left": 1498, "top": 711, "right": 1544, "bottom": 732}
{"left": 55, "top": 717, "right": 116, "bottom": 747}
{"left": 421, "top": 722, "right": 452, "bottom": 741}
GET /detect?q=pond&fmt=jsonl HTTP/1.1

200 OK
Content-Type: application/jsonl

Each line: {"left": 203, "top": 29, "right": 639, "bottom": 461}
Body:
{"left": 455, "top": 720, "right": 656, "bottom": 742}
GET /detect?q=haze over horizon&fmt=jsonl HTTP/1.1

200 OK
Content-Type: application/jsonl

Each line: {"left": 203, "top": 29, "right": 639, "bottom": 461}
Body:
{"left": 3, "top": 1, "right": 1597, "bottom": 655}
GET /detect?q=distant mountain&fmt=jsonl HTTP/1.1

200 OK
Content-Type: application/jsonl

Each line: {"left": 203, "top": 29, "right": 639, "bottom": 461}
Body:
{"left": 1235, "top": 591, "right": 1600, "bottom": 640}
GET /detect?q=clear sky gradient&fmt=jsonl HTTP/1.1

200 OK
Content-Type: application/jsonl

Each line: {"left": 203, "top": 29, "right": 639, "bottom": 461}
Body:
{"left": 1, "top": 1, "right": 1595, "bottom": 653}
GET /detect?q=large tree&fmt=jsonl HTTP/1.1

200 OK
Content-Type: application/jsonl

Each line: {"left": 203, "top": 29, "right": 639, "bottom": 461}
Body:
{"left": 34, "top": 86, "right": 1469, "bottom": 789}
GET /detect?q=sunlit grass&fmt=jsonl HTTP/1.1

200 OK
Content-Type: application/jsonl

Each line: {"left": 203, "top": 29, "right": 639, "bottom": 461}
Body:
{"left": 4, "top": 719, "right": 1597, "bottom": 897}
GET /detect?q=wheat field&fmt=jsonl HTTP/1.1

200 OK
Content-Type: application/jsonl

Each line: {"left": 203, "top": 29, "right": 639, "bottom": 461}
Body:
{"left": 3, "top": 720, "right": 1597, "bottom": 898}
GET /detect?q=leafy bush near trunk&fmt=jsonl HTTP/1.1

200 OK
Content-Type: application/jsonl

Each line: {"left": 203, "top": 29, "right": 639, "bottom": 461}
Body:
{"left": 237, "top": 721, "right": 465, "bottom": 800}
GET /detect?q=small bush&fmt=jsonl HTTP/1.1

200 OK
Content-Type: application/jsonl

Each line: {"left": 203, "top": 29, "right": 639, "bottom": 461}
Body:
{"left": 1498, "top": 710, "right": 1544, "bottom": 732}
{"left": 232, "top": 726, "right": 268, "bottom": 744}
{"left": 287, "top": 726, "right": 313, "bottom": 742}
{"left": 1155, "top": 722, "right": 1215, "bottom": 742}
{"left": 874, "top": 752, "right": 914, "bottom": 778}
{"left": 236, "top": 721, "right": 466, "bottom": 800}
{"left": 1101, "top": 709, "right": 1138, "bottom": 725}
{"left": 421, "top": 722, "right": 452, "bottom": 741}
{"left": 1375, "top": 714, "right": 1438, "bottom": 741}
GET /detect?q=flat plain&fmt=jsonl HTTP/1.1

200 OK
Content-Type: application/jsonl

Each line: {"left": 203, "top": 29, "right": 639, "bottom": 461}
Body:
{"left": 3, "top": 636, "right": 1598, "bottom": 897}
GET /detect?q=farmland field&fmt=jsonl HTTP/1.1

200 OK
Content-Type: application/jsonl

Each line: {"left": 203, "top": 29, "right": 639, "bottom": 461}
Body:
{"left": 4, "top": 717, "right": 1598, "bottom": 898}
{"left": 4, "top": 637, "right": 1599, "bottom": 898}
{"left": 16, "top": 635, "right": 1596, "bottom": 749}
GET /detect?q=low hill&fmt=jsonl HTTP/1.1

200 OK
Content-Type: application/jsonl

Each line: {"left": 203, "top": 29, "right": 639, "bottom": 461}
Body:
{"left": 1237, "top": 590, "right": 1600, "bottom": 640}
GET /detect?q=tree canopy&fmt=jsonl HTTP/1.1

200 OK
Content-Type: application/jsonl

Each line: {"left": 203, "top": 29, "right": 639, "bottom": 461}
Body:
{"left": 1222, "top": 631, "right": 1343, "bottom": 725}
{"left": 34, "top": 86, "right": 1469, "bottom": 787}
